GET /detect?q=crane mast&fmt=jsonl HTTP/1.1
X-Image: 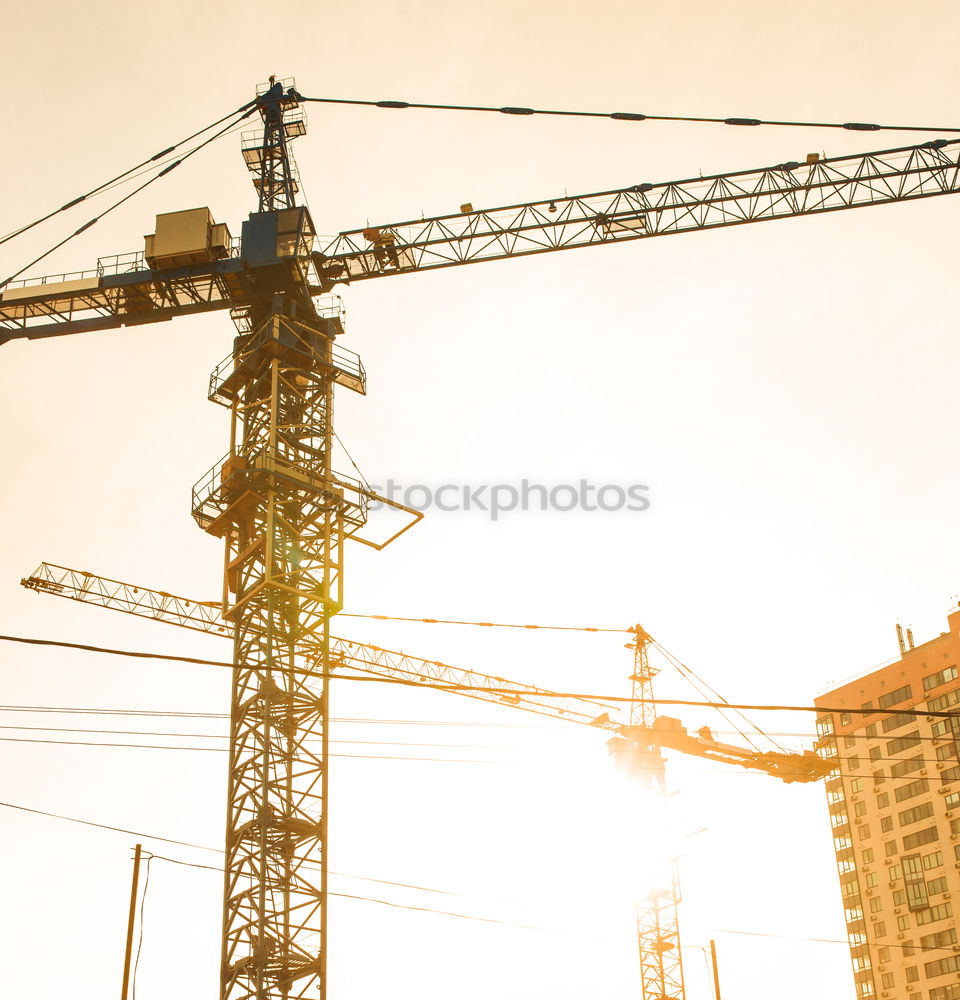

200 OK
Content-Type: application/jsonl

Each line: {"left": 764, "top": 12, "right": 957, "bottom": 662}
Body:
{"left": 624, "top": 627, "right": 685, "bottom": 1000}
{"left": 195, "top": 81, "right": 348, "bottom": 1000}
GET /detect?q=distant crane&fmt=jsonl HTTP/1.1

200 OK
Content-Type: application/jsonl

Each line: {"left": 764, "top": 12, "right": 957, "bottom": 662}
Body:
{"left": 3, "top": 78, "right": 955, "bottom": 1000}
{"left": 22, "top": 561, "right": 827, "bottom": 1000}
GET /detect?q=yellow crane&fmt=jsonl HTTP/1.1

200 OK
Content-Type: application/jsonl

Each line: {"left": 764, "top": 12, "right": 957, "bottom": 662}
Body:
{"left": 2, "top": 78, "right": 954, "bottom": 1000}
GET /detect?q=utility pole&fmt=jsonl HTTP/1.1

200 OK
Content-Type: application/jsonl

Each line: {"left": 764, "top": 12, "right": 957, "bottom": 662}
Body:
{"left": 709, "top": 939, "right": 722, "bottom": 1000}
{"left": 120, "top": 844, "right": 143, "bottom": 1000}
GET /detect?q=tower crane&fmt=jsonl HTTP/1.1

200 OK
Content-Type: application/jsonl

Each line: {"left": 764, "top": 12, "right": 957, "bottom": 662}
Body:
{"left": 2, "top": 78, "right": 951, "bottom": 1000}
{"left": 21, "top": 560, "right": 829, "bottom": 1000}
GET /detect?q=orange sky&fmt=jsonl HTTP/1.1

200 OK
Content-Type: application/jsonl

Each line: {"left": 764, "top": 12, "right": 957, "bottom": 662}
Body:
{"left": 1, "top": 4, "right": 959, "bottom": 1000}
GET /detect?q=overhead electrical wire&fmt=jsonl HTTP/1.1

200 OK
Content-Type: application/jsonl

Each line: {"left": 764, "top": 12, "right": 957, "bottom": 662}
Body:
{"left": 2, "top": 632, "right": 958, "bottom": 718}
{"left": 0, "top": 800, "right": 612, "bottom": 937}
{"left": 0, "top": 723, "right": 498, "bottom": 749}
{"left": 299, "top": 94, "right": 960, "bottom": 135}
{"left": 0, "top": 735, "right": 502, "bottom": 763}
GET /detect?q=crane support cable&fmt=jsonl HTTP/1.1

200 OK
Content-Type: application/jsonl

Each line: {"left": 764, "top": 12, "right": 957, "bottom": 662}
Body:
{"left": 337, "top": 612, "right": 628, "bottom": 632}
{"left": 0, "top": 98, "right": 257, "bottom": 250}
{"left": 0, "top": 633, "right": 955, "bottom": 719}
{"left": 300, "top": 94, "right": 960, "bottom": 134}
{"left": 0, "top": 105, "right": 257, "bottom": 290}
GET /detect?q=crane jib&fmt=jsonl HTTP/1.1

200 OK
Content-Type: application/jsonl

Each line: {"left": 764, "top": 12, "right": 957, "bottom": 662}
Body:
{"left": 2, "top": 138, "right": 958, "bottom": 343}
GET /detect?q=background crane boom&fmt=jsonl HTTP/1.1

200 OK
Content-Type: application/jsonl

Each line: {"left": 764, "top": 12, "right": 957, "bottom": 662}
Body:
{"left": 20, "top": 561, "right": 830, "bottom": 783}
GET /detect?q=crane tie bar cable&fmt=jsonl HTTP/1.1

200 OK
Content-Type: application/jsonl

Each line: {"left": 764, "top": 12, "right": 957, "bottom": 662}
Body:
{"left": 300, "top": 95, "right": 960, "bottom": 134}
{"left": 0, "top": 105, "right": 257, "bottom": 290}
{"left": 0, "top": 98, "right": 257, "bottom": 251}
{"left": 337, "top": 612, "right": 628, "bottom": 632}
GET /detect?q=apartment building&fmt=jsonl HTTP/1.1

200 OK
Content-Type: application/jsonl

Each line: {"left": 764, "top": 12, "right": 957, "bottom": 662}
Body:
{"left": 816, "top": 605, "right": 960, "bottom": 1000}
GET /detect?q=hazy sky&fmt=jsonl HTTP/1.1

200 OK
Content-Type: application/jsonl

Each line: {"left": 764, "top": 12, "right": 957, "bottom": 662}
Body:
{"left": 1, "top": 3, "right": 959, "bottom": 1000}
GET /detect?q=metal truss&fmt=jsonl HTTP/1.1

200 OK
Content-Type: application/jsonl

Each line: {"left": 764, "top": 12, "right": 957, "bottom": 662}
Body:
{"left": 21, "top": 561, "right": 624, "bottom": 730}
{"left": 188, "top": 293, "right": 360, "bottom": 1000}
{"left": 5, "top": 138, "right": 960, "bottom": 345}
{"left": 316, "top": 139, "right": 960, "bottom": 282}
{"left": 637, "top": 881, "right": 686, "bottom": 1000}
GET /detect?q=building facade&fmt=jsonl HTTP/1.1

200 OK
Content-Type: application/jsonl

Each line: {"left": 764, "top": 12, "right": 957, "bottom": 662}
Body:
{"left": 816, "top": 606, "right": 960, "bottom": 1000}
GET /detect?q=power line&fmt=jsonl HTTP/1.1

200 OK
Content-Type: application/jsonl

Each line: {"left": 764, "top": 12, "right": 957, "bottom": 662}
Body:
{"left": 0, "top": 723, "right": 499, "bottom": 748}
{"left": 4, "top": 632, "right": 959, "bottom": 718}
{"left": 0, "top": 800, "right": 605, "bottom": 936}
{"left": 0, "top": 735, "right": 503, "bottom": 763}
{"left": 299, "top": 94, "right": 960, "bottom": 135}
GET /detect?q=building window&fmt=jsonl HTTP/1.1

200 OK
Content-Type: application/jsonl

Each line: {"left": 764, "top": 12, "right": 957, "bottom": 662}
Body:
{"left": 904, "top": 853, "right": 931, "bottom": 911}
{"left": 889, "top": 865, "right": 901, "bottom": 880}
{"left": 881, "top": 817, "right": 894, "bottom": 834}
{"left": 928, "top": 689, "right": 960, "bottom": 713}
{"left": 817, "top": 716, "right": 836, "bottom": 737}
{"left": 878, "top": 685, "right": 912, "bottom": 710}
{"left": 903, "top": 826, "right": 938, "bottom": 851}
{"left": 905, "top": 966, "right": 918, "bottom": 983}
{"left": 869, "top": 746, "right": 881, "bottom": 761}
{"left": 915, "top": 902, "right": 951, "bottom": 925}
{"left": 922, "top": 852, "right": 943, "bottom": 871}
{"left": 852, "top": 779, "right": 864, "bottom": 793}
{"left": 920, "top": 928, "right": 957, "bottom": 951}
{"left": 923, "top": 665, "right": 958, "bottom": 692}
{"left": 841, "top": 712, "right": 853, "bottom": 726}
{"left": 863, "top": 848, "right": 875, "bottom": 864}
{"left": 877, "top": 947, "right": 890, "bottom": 962}
{"left": 927, "top": 877, "right": 948, "bottom": 895}
{"left": 930, "top": 986, "right": 960, "bottom": 1000}
{"left": 952, "top": 818, "right": 960, "bottom": 836}
{"left": 891, "top": 756, "right": 924, "bottom": 779}
{"left": 865, "top": 872, "right": 879, "bottom": 888}
{"left": 887, "top": 731, "right": 922, "bottom": 756}
{"left": 940, "top": 764, "right": 960, "bottom": 786}
{"left": 898, "top": 914, "right": 911, "bottom": 931}
{"left": 880, "top": 973, "right": 895, "bottom": 989}
{"left": 937, "top": 742, "right": 958, "bottom": 761}
{"left": 849, "top": 755, "right": 862, "bottom": 771}
{"left": 866, "top": 723, "right": 878, "bottom": 738}
{"left": 931, "top": 718, "right": 960, "bottom": 739}
{"left": 855, "top": 800, "right": 868, "bottom": 817}
{"left": 895, "top": 778, "right": 930, "bottom": 803}
{"left": 881, "top": 712, "right": 913, "bottom": 734}
{"left": 870, "top": 896, "right": 883, "bottom": 913}
{"left": 893, "top": 889, "right": 907, "bottom": 906}
{"left": 885, "top": 840, "right": 898, "bottom": 856}
{"left": 944, "top": 791, "right": 960, "bottom": 810}
{"left": 899, "top": 802, "right": 935, "bottom": 827}
{"left": 858, "top": 824, "right": 872, "bottom": 840}
{"left": 923, "top": 954, "right": 960, "bottom": 978}
{"left": 877, "top": 792, "right": 889, "bottom": 809}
